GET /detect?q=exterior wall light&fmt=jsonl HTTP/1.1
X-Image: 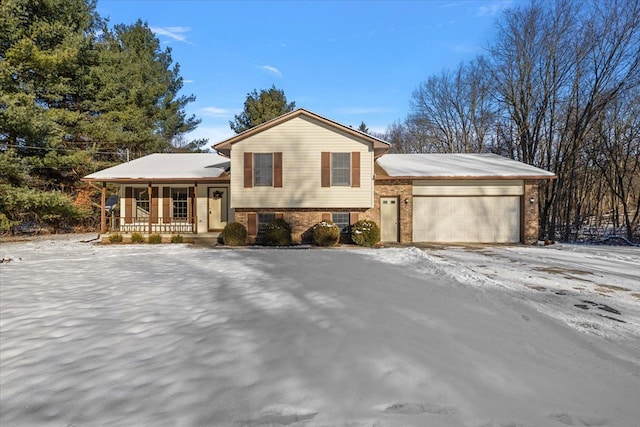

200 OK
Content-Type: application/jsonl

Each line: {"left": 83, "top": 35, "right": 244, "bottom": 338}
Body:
{"left": 529, "top": 197, "right": 535, "bottom": 204}
{"left": 404, "top": 198, "right": 409, "bottom": 205}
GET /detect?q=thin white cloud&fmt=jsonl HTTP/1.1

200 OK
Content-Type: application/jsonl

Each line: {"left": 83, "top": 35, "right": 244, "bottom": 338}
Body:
{"left": 201, "top": 107, "right": 230, "bottom": 117}
{"left": 183, "top": 79, "right": 194, "bottom": 83}
{"left": 477, "top": 1, "right": 511, "bottom": 17}
{"left": 438, "top": 1, "right": 466, "bottom": 9}
{"left": 336, "top": 107, "right": 394, "bottom": 115}
{"left": 150, "top": 26, "right": 193, "bottom": 44}
{"left": 257, "top": 65, "right": 283, "bottom": 77}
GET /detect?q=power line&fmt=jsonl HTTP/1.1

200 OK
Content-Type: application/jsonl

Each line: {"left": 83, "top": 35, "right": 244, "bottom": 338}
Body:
{"left": 1, "top": 143, "right": 123, "bottom": 156}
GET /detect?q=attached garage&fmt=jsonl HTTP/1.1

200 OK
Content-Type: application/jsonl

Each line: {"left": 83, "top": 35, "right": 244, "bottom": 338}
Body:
{"left": 375, "top": 154, "right": 557, "bottom": 244}
{"left": 412, "top": 180, "right": 523, "bottom": 243}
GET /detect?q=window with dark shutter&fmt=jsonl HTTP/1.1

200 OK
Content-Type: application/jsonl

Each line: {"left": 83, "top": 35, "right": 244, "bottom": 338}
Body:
{"left": 247, "top": 213, "right": 257, "bottom": 236}
{"left": 274, "top": 152, "right": 282, "bottom": 187}
{"left": 244, "top": 152, "right": 253, "bottom": 188}
{"left": 351, "top": 151, "right": 360, "bottom": 187}
{"left": 321, "top": 152, "right": 331, "bottom": 187}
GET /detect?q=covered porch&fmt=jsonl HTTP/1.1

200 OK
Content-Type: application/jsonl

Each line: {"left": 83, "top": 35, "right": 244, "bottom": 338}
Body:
{"left": 83, "top": 153, "right": 233, "bottom": 236}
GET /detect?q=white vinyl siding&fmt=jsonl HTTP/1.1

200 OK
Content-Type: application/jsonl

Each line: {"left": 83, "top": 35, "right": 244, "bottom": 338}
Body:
{"left": 231, "top": 116, "right": 373, "bottom": 208}
{"left": 413, "top": 180, "right": 524, "bottom": 196}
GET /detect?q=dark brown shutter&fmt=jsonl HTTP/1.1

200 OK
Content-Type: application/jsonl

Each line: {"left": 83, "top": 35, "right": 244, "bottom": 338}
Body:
{"left": 163, "top": 187, "right": 171, "bottom": 223}
{"left": 351, "top": 152, "right": 360, "bottom": 187}
{"left": 150, "top": 187, "right": 158, "bottom": 223}
{"left": 322, "top": 212, "right": 331, "bottom": 222}
{"left": 274, "top": 152, "right": 282, "bottom": 188}
{"left": 247, "top": 213, "right": 257, "bottom": 236}
{"left": 244, "top": 152, "right": 253, "bottom": 188}
{"left": 321, "top": 152, "right": 330, "bottom": 187}
{"left": 124, "top": 187, "right": 133, "bottom": 223}
{"left": 275, "top": 212, "right": 283, "bottom": 220}
{"left": 188, "top": 187, "right": 195, "bottom": 223}
{"left": 350, "top": 212, "right": 359, "bottom": 224}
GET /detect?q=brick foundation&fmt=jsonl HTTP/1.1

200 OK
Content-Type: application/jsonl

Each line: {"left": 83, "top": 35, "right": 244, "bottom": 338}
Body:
{"left": 234, "top": 208, "right": 367, "bottom": 244}
{"left": 235, "top": 179, "right": 543, "bottom": 245}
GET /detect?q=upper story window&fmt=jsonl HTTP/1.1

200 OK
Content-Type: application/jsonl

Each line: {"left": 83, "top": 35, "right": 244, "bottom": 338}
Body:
{"left": 322, "top": 151, "right": 360, "bottom": 188}
{"left": 254, "top": 153, "right": 273, "bottom": 186}
{"left": 331, "top": 153, "right": 351, "bottom": 186}
{"left": 244, "top": 152, "right": 282, "bottom": 188}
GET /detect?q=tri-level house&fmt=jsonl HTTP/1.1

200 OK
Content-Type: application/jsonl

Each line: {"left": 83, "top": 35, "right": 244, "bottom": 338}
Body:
{"left": 84, "top": 109, "right": 556, "bottom": 244}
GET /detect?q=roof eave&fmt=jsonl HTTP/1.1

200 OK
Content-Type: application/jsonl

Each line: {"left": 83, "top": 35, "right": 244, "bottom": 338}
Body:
{"left": 375, "top": 175, "right": 558, "bottom": 181}
{"left": 212, "top": 108, "right": 392, "bottom": 152}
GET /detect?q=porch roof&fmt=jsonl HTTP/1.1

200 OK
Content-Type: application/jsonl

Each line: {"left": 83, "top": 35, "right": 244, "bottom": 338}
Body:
{"left": 84, "top": 153, "right": 230, "bottom": 182}
{"left": 376, "top": 153, "right": 556, "bottom": 180}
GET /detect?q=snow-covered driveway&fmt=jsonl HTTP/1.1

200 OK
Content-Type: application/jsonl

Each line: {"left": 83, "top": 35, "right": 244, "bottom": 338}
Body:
{"left": 1, "top": 238, "right": 639, "bottom": 426}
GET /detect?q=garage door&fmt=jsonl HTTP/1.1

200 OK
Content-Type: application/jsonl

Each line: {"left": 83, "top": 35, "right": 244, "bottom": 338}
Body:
{"left": 413, "top": 196, "right": 520, "bottom": 243}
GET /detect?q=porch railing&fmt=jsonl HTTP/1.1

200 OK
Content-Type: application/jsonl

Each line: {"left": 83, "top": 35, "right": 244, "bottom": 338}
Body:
{"left": 106, "top": 216, "right": 196, "bottom": 234}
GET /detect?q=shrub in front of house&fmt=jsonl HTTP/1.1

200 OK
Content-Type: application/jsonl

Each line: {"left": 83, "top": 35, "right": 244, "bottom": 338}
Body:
{"left": 170, "top": 234, "right": 183, "bottom": 243}
{"left": 222, "top": 222, "right": 247, "bottom": 246}
{"left": 108, "top": 233, "right": 123, "bottom": 243}
{"left": 351, "top": 219, "right": 380, "bottom": 247}
{"left": 148, "top": 234, "right": 162, "bottom": 244}
{"left": 263, "top": 218, "right": 292, "bottom": 246}
{"left": 312, "top": 220, "right": 340, "bottom": 247}
{"left": 131, "top": 232, "right": 144, "bottom": 243}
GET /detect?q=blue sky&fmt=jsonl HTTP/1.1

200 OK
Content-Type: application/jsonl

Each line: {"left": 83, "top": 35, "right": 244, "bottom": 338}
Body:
{"left": 97, "top": 0, "right": 513, "bottom": 145}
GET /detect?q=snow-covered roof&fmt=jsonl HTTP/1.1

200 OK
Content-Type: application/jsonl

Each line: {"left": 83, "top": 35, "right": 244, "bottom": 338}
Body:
{"left": 376, "top": 153, "right": 556, "bottom": 178}
{"left": 84, "top": 153, "right": 230, "bottom": 181}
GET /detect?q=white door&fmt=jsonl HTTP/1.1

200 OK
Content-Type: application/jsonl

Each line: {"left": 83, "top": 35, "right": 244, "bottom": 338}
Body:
{"left": 413, "top": 196, "right": 520, "bottom": 243}
{"left": 208, "top": 188, "right": 228, "bottom": 230}
{"left": 380, "top": 197, "right": 399, "bottom": 242}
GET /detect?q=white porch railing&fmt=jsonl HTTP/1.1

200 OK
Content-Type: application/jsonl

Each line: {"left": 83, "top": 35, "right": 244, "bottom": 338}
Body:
{"left": 106, "top": 216, "right": 196, "bottom": 234}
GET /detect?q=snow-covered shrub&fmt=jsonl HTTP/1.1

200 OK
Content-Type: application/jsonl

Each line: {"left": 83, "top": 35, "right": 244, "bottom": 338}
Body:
{"left": 222, "top": 222, "right": 247, "bottom": 246}
{"left": 263, "top": 218, "right": 292, "bottom": 246}
{"left": 108, "top": 233, "right": 123, "bottom": 243}
{"left": 131, "top": 232, "right": 144, "bottom": 243}
{"left": 170, "top": 234, "right": 183, "bottom": 243}
{"left": 312, "top": 220, "right": 340, "bottom": 246}
{"left": 148, "top": 234, "right": 162, "bottom": 244}
{"left": 351, "top": 219, "right": 380, "bottom": 247}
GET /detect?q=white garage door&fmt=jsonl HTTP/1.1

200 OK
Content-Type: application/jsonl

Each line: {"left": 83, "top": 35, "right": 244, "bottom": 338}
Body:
{"left": 413, "top": 196, "right": 520, "bottom": 243}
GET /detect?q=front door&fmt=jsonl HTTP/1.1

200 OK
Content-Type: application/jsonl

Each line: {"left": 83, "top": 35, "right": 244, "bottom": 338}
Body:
{"left": 208, "top": 187, "right": 228, "bottom": 230}
{"left": 380, "top": 197, "right": 399, "bottom": 242}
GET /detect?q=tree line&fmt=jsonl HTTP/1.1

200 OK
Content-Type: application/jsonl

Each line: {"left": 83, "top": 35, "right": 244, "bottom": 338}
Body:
{"left": 376, "top": 0, "right": 640, "bottom": 243}
{"left": 0, "top": 0, "right": 203, "bottom": 232}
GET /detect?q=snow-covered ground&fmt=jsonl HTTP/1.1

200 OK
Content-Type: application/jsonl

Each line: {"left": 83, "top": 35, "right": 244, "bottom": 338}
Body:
{"left": 1, "top": 238, "right": 639, "bottom": 427}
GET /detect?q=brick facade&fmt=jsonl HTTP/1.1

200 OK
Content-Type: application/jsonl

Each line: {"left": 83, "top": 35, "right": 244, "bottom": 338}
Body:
{"left": 361, "top": 179, "right": 413, "bottom": 243}
{"left": 235, "top": 179, "right": 543, "bottom": 245}
{"left": 522, "top": 180, "right": 540, "bottom": 245}
{"left": 234, "top": 208, "right": 366, "bottom": 244}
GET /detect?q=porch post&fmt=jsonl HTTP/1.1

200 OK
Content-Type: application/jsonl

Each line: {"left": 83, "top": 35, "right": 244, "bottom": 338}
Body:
{"left": 193, "top": 181, "right": 198, "bottom": 233}
{"left": 148, "top": 182, "right": 153, "bottom": 234}
{"left": 100, "top": 182, "right": 107, "bottom": 234}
